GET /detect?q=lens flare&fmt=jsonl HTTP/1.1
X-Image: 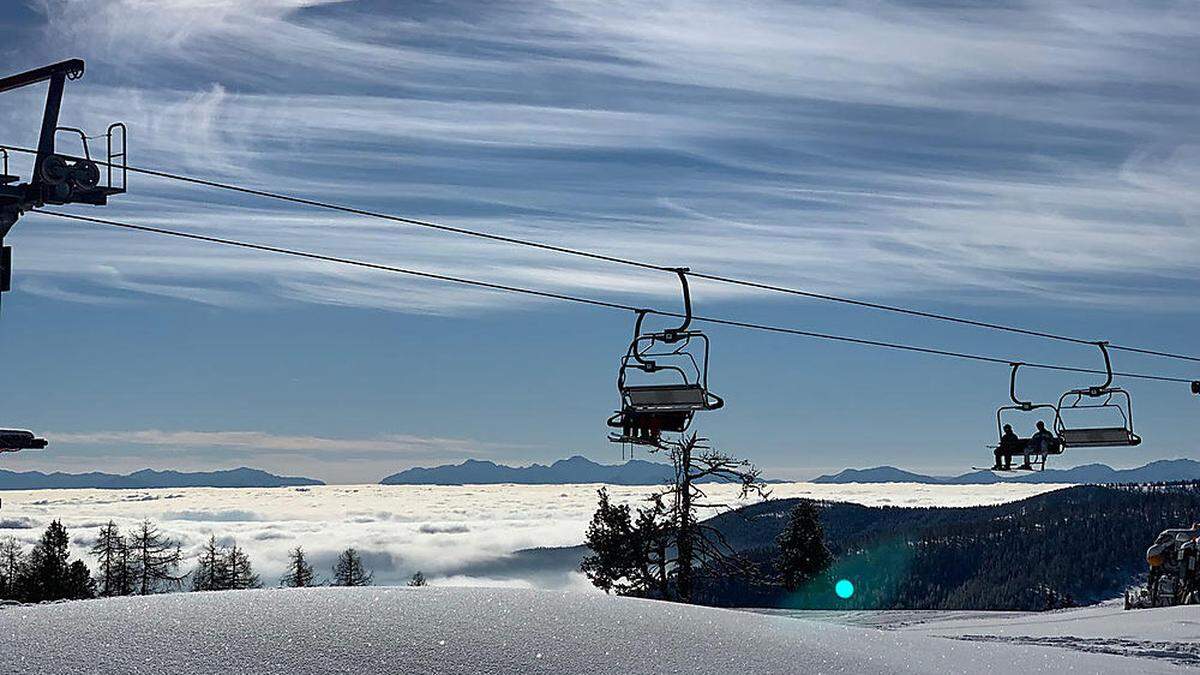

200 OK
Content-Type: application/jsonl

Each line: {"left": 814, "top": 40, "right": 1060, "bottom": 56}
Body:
{"left": 835, "top": 578, "right": 855, "bottom": 599}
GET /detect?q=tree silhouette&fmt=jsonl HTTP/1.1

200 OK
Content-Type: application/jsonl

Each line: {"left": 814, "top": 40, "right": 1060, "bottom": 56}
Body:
{"left": 90, "top": 521, "right": 127, "bottom": 597}
{"left": 582, "top": 489, "right": 672, "bottom": 599}
{"left": 224, "top": 543, "right": 261, "bottom": 590}
{"left": 584, "top": 434, "right": 765, "bottom": 603}
{"left": 280, "top": 547, "right": 316, "bottom": 588}
{"left": 128, "top": 519, "right": 186, "bottom": 595}
{"left": 18, "top": 521, "right": 93, "bottom": 602}
{"left": 191, "top": 535, "right": 229, "bottom": 592}
{"left": 776, "top": 499, "right": 832, "bottom": 591}
{"left": 0, "top": 536, "right": 23, "bottom": 600}
{"left": 332, "top": 548, "right": 372, "bottom": 586}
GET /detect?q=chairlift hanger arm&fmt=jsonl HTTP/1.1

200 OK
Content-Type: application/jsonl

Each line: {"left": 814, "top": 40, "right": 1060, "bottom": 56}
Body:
{"left": 1008, "top": 362, "right": 1033, "bottom": 410}
{"left": 1091, "top": 341, "right": 1114, "bottom": 394}
{"left": 629, "top": 309, "right": 656, "bottom": 370}
{"left": 662, "top": 268, "right": 692, "bottom": 339}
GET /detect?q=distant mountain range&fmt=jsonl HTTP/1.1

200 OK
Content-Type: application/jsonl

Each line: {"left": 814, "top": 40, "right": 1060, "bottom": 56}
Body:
{"left": 380, "top": 455, "right": 767, "bottom": 486}
{"left": 813, "top": 459, "right": 1200, "bottom": 485}
{"left": 0, "top": 467, "right": 324, "bottom": 490}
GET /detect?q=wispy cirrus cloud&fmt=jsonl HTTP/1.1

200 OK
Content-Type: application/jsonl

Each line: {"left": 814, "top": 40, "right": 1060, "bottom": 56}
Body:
{"left": 1, "top": 0, "right": 1196, "bottom": 314}
{"left": 47, "top": 429, "right": 481, "bottom": 454}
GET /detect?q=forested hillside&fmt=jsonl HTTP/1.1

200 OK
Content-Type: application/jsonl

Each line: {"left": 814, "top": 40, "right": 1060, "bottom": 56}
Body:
{"left": 695, "top": 483, "right": 1200, "bottom": 611}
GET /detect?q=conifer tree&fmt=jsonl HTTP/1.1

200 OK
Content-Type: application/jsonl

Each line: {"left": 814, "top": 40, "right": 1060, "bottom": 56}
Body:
{"left": 90, "top": 521, "right": 126, "bottom": 597}
{"left": 408, "top": 571, "right": 427, "bottom": 587}
{"left": 113, "top": 532, "right": 135, "bottom": 596}
{"left": 66, "top": 560, "right": 96, "bottom": 600}
{"left": 332, "top": 548, "right": 372, "bottom": 586}
{"left": 583, "top": 489, "right": 672, "bottom": 599}
{"left": 128, "top": 519, "right": 185, "bottom": 595}
{"left": 584, "top": 435, "right": 764, "bottom": 603}
{"left": 0, "top": 536, "right": 24, "bottom": 600}
{"left": 776, "top": 499, "right": 832, "bottom": 591}
{"left": 191, "top": 535, "right": 228, "bottom": 592}
{"left": 224, "top": 543, "right": 261, "bottom": 590}
{"left": 18, "top": 520, "right": 93, "bottom": 602}
{"left": 280, "top": 547, "right": 316, "bottom": 588}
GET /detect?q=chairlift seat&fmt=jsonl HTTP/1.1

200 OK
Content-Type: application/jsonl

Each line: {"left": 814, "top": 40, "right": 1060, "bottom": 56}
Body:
{"left": 624, "top": 384, "right": 711, "bottom": 412}
{"left": 1059, "top": 427, "right": 1140, "bottom": 448}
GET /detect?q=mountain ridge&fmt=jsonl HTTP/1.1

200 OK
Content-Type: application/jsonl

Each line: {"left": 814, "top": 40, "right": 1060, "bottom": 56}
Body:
{"left": 380, "top": 455, "right": 768, "bottom": 485}
{"left": 813, "top": 458, "right": 1200, "bottom": 485}
{"left": 0, "top": 467, "right": 324, "bottom": 490}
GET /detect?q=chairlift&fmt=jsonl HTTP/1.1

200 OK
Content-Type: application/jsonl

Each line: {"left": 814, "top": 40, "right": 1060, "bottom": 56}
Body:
{"left": 607, "top": 269, "right": 724, "bottom": 447}
{"left": 1054, "top": 342, "right": 1141, "bottom": 448}
{"left": 987, "top": 362, "right": 1063, "bottom": 471}
{"left": 0, "top": 429, "right": 47, "bottom": 453}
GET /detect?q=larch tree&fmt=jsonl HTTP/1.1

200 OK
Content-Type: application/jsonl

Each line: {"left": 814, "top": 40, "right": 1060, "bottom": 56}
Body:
{"left": 224, "top": 543, "right": 261, "bottom": 590}
{"left": 775, "top": 499, "right": 832, "bottom": 592}
{"left": 191, "top": 535, "right": 229, "bottom": 592}
{"left": 128, "top": 519, "right": 186, "bottom": 595}
{"left": 0, "top": 536, "right": 25, "bottom": 600}
{"left": 113, "top": 530, "right": 135, "bottom": 596}
{"left": 332, "top": 548, "right": 373, "bottom": 587}
{"left": 90, "top": 521, "right": 127, "bottom": 597}
{"left": 280, "top": 546, "right": 316, "bottom": 588}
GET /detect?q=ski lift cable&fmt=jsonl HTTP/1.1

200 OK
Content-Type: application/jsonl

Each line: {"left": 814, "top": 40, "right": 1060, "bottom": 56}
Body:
{"left": 34, "top": 210, "right": 1196, "bottom": 386}
{"left": 2, "top": 144, "right": 1198, "bottom": 365}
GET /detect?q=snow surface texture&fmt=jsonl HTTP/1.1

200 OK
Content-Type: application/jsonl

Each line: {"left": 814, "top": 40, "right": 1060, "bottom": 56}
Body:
{"left": 0, "top": 482, "right": 1064, "bottom": 588}
{"left": 0, "top": 587, "right": 1182, "bottom": 674}
{"left": 756, "top": 600, "right": 1200, "bottom": 670}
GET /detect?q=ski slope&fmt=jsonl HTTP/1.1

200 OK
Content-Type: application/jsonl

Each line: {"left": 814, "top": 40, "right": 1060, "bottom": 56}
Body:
{"left": 0, "top": 588, "right": 1188, "bottom": 674}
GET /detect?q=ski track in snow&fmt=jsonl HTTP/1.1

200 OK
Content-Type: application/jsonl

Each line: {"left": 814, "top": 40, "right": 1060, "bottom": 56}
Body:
{"left": 952, "top": 634, "right": 1200, "bottom": 668}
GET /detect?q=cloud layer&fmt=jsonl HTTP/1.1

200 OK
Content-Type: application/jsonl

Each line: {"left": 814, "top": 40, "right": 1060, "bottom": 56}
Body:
{"left": 0, "top": 481, "right": 1064, "bottom": 589}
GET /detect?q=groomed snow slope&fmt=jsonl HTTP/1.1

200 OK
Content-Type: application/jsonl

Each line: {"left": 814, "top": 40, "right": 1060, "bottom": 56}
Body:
{"left": 0, "top": 588, "right": 1184, "bottom": 674}
{"left": 896, "top": 601, "right": 1200, "bottom": 668}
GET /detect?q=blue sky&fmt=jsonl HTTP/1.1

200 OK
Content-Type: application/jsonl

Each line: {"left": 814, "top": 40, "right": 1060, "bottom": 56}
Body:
{"left": 0, "top": 0, "right": 1197, "bottom": 483}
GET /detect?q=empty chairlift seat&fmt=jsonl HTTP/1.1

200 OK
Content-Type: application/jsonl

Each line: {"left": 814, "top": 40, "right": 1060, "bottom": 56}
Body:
{"left": 1052, "top": 342, "right": 1143, "bottom": 451}
{"left": 1058, "top": 426, "right": 1140, "bottom": 448}
{"left": 623, "top": 383, "right": 712, "bottom": 412}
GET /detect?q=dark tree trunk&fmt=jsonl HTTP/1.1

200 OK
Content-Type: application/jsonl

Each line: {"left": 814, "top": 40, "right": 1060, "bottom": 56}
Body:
{"left": 676, "top": 440, "right": 694, "bottom": 603}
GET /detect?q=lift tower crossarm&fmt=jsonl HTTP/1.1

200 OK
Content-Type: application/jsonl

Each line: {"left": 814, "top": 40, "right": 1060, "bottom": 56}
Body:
{"left": 0, "top": 59, "right": 85, "bottom": 200}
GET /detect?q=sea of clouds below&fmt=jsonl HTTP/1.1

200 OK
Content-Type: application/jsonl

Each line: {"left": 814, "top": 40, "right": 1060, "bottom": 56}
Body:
{"left": 0, "top": 482, "right": 1065, "bottom": 591}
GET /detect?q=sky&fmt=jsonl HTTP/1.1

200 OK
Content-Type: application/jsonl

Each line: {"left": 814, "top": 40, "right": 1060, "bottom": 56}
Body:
{"left": 0, "top": 0, "right": 1197, "bottom": 483}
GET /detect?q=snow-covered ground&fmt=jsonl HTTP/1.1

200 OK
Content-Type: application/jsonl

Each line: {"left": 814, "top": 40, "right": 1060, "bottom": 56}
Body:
{"left": 0, "top": 481, "right": 1066, "bottom": 588}
{"left": 754, "top": 600, "right": 1200, "bottom": 670}
{"left": 0, "top": 587, "right": 1185, "bottom": 674}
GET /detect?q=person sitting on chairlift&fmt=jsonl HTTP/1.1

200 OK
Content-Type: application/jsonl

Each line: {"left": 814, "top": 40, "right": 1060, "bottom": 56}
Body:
{"left": 1023, "top": 420, "right": 1055, "bottom": 470}
{"left": 993, "top": 424, "right": 1022, "bottom": 470}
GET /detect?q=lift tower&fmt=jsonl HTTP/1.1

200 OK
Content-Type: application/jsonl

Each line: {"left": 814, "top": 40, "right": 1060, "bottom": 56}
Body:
{"left": 0, "top": 58, "right": 126, "bottom": 296}
{"left": 0, "top": 59, "right": 126, "bottom": 453}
